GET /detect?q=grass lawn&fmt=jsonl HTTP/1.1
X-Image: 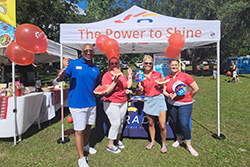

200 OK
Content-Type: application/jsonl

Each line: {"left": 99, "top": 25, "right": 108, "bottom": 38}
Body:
{"left": 0, "top": 67, "right": 250, "bottom": 167}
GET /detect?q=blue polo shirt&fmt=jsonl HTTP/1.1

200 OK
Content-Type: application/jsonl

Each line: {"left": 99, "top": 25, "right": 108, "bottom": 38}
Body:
{"left": 64, "top": 58, "right": 101, "bottom": 108}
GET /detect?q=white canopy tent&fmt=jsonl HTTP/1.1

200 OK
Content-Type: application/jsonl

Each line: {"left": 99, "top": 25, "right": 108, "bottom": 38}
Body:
{"left": 59, "top": 5, "right": 223, "bottom": 138}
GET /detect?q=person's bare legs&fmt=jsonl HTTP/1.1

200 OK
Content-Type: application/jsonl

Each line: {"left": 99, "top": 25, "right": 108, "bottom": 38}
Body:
{"left": 146, "top": 114, "right": 155, "bottom": 149}
{"left": 83, "top": 125, "right": 91, "bottom": 146}
{"left": 158, "top": 110, "right": 167, "bottom": 152}
{"left": 117, "top": 133, "right": 121, "bottom": 142}
{"left": 108, "top": 139, "right": 114, "bottom": 148}
{"left": 75, "top": 130, "right": 84, "bottom": 158}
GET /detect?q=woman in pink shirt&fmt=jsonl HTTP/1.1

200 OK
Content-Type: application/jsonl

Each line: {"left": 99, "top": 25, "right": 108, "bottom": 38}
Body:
{"left": 102, "top": 57, "right": 132, "bottom": 153}
{"left": 163, "top": 58, "right": 199, "bottom": 156}
{"left": 137, "top": 55, "right": 168, "bottom": 154}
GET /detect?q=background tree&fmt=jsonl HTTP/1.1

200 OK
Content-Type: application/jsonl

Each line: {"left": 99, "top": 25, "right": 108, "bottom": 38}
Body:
{"left": 16, "top": 0, "right": 86, "bottom": 42}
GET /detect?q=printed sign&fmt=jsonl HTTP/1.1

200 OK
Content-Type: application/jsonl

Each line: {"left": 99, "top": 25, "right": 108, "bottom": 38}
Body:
{"left": 154, "top": 53, "right": 171, "bottom": 78}
{"left": 172, "top": 80, "right": 187, "bottom": 96}
{"left": 134, "top": 70, "right": 145, "bottom": 82}
{"left": 0, "top": 23, "right": 15, "bottom": 47}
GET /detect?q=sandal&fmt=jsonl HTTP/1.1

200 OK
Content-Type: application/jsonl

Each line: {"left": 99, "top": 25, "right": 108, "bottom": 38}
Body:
{"left": 160, "top": 144, "right": 167, "bottom": 154}
{"left": 146, "top": 142, "right": 155, "bottom": 150}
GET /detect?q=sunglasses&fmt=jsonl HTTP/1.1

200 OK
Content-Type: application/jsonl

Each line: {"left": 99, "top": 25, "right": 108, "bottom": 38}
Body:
{"left": 83, "top": 50, "right": 94, "bottom": 54}
{"left": 110, "top": 62, "right": 118, "bottom": 65}
{"left": 144, "top": 62, "right": 153, "bottom": 65}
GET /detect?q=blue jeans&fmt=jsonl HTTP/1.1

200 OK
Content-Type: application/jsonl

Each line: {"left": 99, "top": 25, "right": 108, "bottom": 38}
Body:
{"left": 168, "top": 103, "right": 192, "bottom": 142}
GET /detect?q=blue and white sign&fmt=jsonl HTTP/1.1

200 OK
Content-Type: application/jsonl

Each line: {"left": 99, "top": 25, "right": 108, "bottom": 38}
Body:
{"left": 172, "top": 80, "right": 187, "bottom": 96}
{"left": 134, "top": 70, "right": 145, "bottom": 82}
{"left": 154, "top": 53, "right": 171, "bottom": 78}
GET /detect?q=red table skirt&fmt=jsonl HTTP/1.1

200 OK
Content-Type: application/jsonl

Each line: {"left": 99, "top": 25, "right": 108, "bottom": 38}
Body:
{"left": 0, "top": 96, "right": 9, "bottom": 119}
{"left": 51, "top": 88, "right": 69, "bottom": 105}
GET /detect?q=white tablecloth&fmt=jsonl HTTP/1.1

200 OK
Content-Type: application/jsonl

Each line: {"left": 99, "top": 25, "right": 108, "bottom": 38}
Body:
{"left": 39, "top": 92, "right": 68, "bottom": 123}
{"left": 0, "top": 92, "right": 44, "bottom": 138}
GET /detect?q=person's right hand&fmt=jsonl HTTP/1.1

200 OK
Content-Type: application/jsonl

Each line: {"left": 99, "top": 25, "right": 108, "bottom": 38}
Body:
{"left": 113, "top": 75, "right": 120, "bottom": 83}
{"left": 137, "top": 83, "right": 144, "bottom": 91}
{"left": 62, "top": 58, "right": 70, "bottom": 68}
{"left": 169, "top": 93, "right": 177, "bottom": 100}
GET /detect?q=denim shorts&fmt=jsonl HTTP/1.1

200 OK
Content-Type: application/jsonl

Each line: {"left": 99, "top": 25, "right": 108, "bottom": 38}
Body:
{"left": 143, "top": 93, "right": 167, "bottom": 116}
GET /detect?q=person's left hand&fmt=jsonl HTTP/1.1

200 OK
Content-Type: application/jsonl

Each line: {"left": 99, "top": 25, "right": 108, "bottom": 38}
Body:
{"left": 127, "top": 67, "right": 133, "bottom": 76}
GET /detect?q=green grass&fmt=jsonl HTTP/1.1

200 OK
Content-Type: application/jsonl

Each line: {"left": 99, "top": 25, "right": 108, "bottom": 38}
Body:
{"left": 0, "top": 68, "right": 250, "bottom": 167}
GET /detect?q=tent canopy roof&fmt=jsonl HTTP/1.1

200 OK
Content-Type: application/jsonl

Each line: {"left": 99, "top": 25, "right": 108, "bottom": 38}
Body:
{"left": 0, "top": 39, "right": 78, "bottom": 65}
{"left": 60, "top": 5, "right": 221, "bottom": 55}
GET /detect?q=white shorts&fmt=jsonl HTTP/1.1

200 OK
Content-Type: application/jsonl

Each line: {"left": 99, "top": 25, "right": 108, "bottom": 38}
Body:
{"left": 69, "top": 107, "right": 96, "bottom": 131}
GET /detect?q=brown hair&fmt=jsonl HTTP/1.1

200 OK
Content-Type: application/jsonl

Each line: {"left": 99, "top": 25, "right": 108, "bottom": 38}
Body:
{"left": 169, "top": 58, "right": 179, "bottom": 64}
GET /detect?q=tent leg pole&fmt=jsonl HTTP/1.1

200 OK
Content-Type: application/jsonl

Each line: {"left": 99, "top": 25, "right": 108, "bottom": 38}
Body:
{"left": 12, "top": 62, "right": 17, "bottom": 146}
{"left": 212, "top": 41, "right": 225, "bottom": 140}
{"left": 57, "top": 43, "right": 70, "bottom": 144}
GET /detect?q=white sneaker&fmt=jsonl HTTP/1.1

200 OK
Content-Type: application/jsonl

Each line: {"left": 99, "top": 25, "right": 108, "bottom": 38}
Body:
{"left": 107, "top": 145, "right": 121, "bottom": 153}
{"left": 186, "top": 146, "right": 199, "bottom": 157}
{"left": 78, "top": 157, "right": 89, "bottom": 167}
{"left": 116, "top": 140, "right": 125, "bottom": 149}
{"left": 84, "top": 144, "right": 97, "bottom": 154}
{"left": 172, "top": 140, "right": 183, "bottom": 148}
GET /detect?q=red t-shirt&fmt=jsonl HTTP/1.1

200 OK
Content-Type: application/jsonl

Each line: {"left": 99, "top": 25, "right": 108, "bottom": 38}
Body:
{"left": 102, "top": 71, "right": 128, "bottom": 103}
{"left": 164, "top": 71, "right": 194, "bottom": 102}
{"left": 141, "top": 71, "right": 163, "bottom": 97}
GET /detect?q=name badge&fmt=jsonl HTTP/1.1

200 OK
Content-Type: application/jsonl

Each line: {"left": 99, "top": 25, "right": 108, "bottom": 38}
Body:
{"left": 76, "top": 66, "right": 82, "bottom": 70}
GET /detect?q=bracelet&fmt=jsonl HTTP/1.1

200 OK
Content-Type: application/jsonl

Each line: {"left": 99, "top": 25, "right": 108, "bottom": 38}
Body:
{"left": 128, "top": 74, "right": 132, "bottom": 78}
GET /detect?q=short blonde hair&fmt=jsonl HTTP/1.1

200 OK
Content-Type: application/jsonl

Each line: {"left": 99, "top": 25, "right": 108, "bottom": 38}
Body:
{"left": 143, "top": 55, "right": 153, "bottom": 63}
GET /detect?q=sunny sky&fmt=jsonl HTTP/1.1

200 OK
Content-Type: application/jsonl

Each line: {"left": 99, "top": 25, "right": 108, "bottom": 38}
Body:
{"left": 65, "top": 0, "right": 87, "bottom": 15}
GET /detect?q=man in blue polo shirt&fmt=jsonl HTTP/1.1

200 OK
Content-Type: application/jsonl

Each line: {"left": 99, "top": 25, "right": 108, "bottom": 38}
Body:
{"left": 57, "top": 43, "right": 100, "bottom": 167}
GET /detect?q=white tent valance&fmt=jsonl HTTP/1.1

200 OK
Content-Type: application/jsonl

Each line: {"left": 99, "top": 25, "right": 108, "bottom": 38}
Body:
{"left": 60, "top": 5, "right": 220, "bottom": 54}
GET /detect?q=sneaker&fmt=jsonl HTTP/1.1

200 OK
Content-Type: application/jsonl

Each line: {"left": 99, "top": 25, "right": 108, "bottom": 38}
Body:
{"left": 172, "top": 140, "right": 183, "bottom": 148}
{"left": 84, "top": 144, "right": 97, "bottom": 154}
{"left": 116, "top": 140, "right": 125, "bottom": 149}
{"left": 78, "top": 157, "right": 89, "bottom": 167}
{"left": 186, "top": 146, "right": 199, "bottom": 157}
{"left": 107, "top": 145, "right": 121, "bottom": 153}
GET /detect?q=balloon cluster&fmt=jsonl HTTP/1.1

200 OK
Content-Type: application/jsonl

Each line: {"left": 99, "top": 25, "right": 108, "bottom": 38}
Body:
{"left": 6, "top": 24, "right": 48, "bottom": 65}
{"left": 96, "top": 35, "right": 120, "bottom": 59}
{"left": 165, "top": 33, "right": 185, "bottom": 59}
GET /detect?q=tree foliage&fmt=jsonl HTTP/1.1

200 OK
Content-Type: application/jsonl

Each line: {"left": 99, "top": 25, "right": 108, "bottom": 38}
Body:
{"left": 120, "top": 0, "right": 250, "bottom": 71}
{"left": 16, "top": 0, "right": 87, "bottom": 42}
{"left": 16, "top": 0, "right": 250, "bottom": 72}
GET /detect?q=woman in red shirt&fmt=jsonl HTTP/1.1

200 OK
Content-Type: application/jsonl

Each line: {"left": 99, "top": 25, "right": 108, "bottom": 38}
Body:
{"left": 102, "top": 57, "right": 132, "bottom": 153}
{"left": 163, "top": 58, "right": 199, "bottom": 156}
{"left": 137, "top": 55, "right": 168, "bottom": 154}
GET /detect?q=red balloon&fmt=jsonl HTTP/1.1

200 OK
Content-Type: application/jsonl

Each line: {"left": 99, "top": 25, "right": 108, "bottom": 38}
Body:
{"left": 103, "top": 38, "right": 120, "bottom": 58}
{"left": 15, "top": 24, "right": 48, "bottom": 53}
{"left": 165, "top": 46, "right": 181, "bottom": 59}
{"left": 6, "top": 42, "right": 34, "bottom": 66}
{"left": 105, "top": 51, "right": 120, "bottom": 59}
{"left": 96, "top": 35, "right": 109, "bottom": 52}
{"left": 168, "top": 33, "right": 185, "bottom": 49}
